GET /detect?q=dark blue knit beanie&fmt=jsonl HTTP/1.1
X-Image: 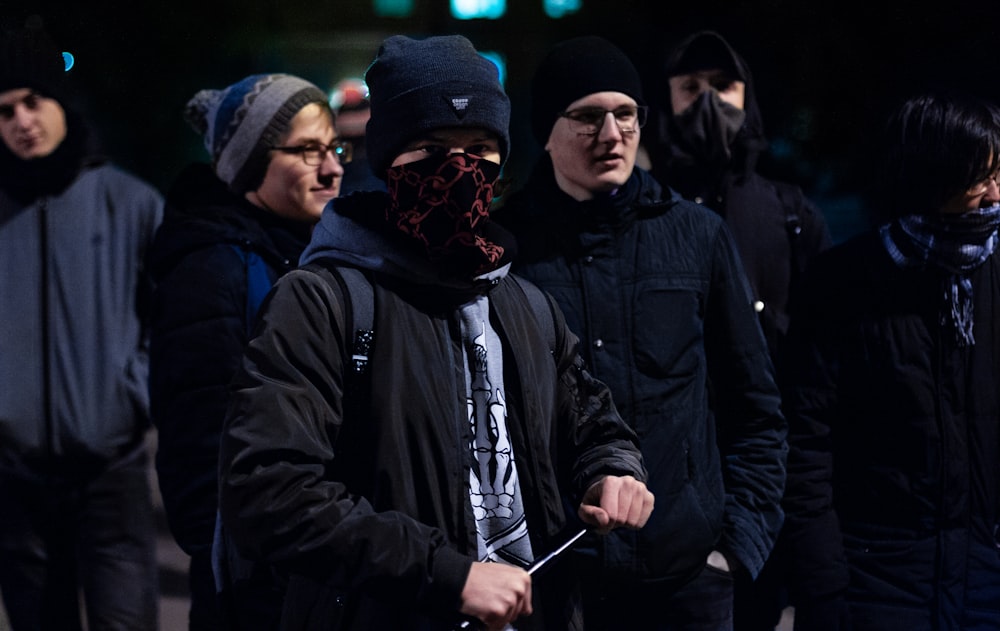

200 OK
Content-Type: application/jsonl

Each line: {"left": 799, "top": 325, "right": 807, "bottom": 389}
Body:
{"left": 364, "top": 34, "right": 511, "bottom": 179}
{"left": 530, "top": 36, "right": 645, "bottom": 145}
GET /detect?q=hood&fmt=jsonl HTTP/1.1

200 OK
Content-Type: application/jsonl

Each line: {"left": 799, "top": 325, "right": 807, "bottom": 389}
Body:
{"left": 656, "top": 30, "right": 768, "bottom": 177}
{"left": 301, "top": 191, "right": 515, "bottom": 299}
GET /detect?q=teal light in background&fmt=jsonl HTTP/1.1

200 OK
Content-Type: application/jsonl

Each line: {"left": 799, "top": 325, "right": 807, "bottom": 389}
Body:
{"left": 480, "top": 51, "right": 506, "bottom": 87}
{"left": 543, "top": 0, "right": 581, "bottom": 18}
{"left": 373, "top": 0, "right": 414, "bottom": 17}
{"left": 62, "top": 52, "right": 75, "bottom": 72}
{"left": 451, "top": 0, "right": 506, "bottom": 20}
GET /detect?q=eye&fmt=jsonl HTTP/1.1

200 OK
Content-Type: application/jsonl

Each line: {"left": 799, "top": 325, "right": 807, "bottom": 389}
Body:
{"left": 712, "top": 77, "right": 738, "bottom": 92}
{"left": 23, "top": 93, "right": 40, "bottom": 110}
{"left": 572, "top": 109, "right": 606, "bottom": 125}
{"left": 465, "top": 143, "right": 495, "bottom": 156}
{"left": 0, "top": 105, "right": 13, "bottom": 120}
{"left": 613, "top": 107, "right": 636, "bottom": 121}
{"left": 680, "top": 80, "right": 700, "bottom": 94}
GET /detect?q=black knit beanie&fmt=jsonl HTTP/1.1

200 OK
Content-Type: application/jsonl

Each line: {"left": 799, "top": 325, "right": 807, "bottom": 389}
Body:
{"left": 364, "top": 34, "right": 511, "bottom": 179}
{"left": 530, "top": 36, "right": 645, "bottom": 145}
{"left": 0, "top": 23, "right": 68, "bottom": 103}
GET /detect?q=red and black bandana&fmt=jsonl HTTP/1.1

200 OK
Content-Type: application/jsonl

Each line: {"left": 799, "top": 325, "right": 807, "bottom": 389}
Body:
{"left": 385, "top": 152, "right": 504, "bottom": 275}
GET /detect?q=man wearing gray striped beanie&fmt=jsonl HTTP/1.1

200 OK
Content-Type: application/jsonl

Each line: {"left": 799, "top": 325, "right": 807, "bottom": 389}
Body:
{"left": 149, "top": 71, "right": 348, "bottom": 629}
{"left": 185, "top": 73, "right": 331, "bottom": 195}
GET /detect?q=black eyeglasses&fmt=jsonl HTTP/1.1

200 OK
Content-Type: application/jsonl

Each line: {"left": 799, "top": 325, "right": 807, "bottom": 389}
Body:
{"left": 557, "top": 105, "right": 648, "bottom": 136}
{"left": 269, "top": 140, "right": 353, "bottom": 165}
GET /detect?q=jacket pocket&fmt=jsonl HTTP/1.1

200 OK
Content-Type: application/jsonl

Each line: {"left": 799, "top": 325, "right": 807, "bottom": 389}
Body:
{"left": 632, "top": 282, "right": 703, "bottom": 378}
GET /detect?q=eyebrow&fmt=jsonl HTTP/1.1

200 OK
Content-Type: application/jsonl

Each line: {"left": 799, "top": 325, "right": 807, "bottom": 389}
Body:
{"left": 419, "top": 132, "right": 496, "bottom": 144}
{"left": 285, "top": 135, "right": 339, "bottom": 145}
{"left": 0, "top": 91, "right": 38, "bottom": 109}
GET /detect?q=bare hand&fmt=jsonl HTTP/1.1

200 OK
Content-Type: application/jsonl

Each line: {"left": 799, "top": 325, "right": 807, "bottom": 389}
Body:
{"left": 460, "top": 561, "right": 533, "bottom": 630}
{"left": 577, "top": 475, "right": 654, "bottom": 534}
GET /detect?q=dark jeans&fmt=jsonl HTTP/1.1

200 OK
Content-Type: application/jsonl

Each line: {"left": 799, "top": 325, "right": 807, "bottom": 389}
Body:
{"left": 583, "top": 563, "right": 734, "bottom": 631}
{"left": 733, "top": 532, "right": 789, "bottom": 631}
{"left": 0, "top": 441, "right": 158, "bottom": 630}
{"left": 188, "top": 548, "right": 222, "bottom": 631}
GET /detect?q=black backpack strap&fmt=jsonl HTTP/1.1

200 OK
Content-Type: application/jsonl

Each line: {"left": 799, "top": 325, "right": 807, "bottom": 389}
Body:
{"left": 332, "top": 266, "right": 375, "bottom": 374}
{"left": 773, "top": 181, "right": 808, "bottom": 285}
{"left": 510, "top": 275, "right": 557, "bottom": 355}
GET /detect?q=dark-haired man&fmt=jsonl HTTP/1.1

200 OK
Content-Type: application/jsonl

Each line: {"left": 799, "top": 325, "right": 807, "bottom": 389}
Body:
{"left": 0, "top": 23, "right": 162, "bottom": 630}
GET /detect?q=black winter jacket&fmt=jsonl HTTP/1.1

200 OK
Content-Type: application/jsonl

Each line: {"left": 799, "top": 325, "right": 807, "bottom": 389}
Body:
{"left": 782, "top": 231, "right": 1000, "bottom": 631}
{"left": 495, "top": 163, "right": 786, "bottom": 587}
{"left": 148, "top": 163, "right": 313, "bottom": 555}
{"left": 650, "top": 30, "right": 832, "bottom": 375}
{"left": 218, "top": 192, "right": 648, "bottom": 630}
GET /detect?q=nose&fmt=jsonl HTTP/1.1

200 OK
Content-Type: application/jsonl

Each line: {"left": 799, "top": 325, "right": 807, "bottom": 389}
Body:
{"left": 984, "top": 178, "right": 1000, "bottom": 205}
{"left": 12, "top": 104, "right": 34, "bottom": 128}
{"left": 597, "top": 111, "right": 625, "bottom": 141}
{"left": 320, "top": 148, "right": 345, "bottom": 176}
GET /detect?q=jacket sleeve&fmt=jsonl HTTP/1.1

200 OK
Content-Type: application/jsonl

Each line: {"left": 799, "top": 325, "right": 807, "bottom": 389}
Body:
{"left": 547, "top": 289, "right": 648, "bottom": 501}
{"left": 705, "top": 223, "right": 788, "bottom": 578}
{"left": 780, "top": 262, "right": 852, "bottom": 621}
{"left": 149, "top": 243, "right": 248, "bottom": 555}
{"left": 218, "top": 268, "right": 470, "bottom": 614}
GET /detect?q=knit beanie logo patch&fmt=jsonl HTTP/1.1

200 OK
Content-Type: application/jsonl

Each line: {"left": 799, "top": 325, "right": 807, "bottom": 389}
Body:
{"left": 448, "top": 95, "right": 471, "bottom": 118}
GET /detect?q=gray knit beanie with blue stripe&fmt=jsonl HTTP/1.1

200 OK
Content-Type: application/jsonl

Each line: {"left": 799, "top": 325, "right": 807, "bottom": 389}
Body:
{"left": 184, "top": 73, "right": 328, "bottom": 195}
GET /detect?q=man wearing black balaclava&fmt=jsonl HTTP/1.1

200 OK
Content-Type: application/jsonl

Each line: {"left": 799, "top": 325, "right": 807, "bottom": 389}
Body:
{"left": 650, "top": 30, "right": 833, "bottom": 631}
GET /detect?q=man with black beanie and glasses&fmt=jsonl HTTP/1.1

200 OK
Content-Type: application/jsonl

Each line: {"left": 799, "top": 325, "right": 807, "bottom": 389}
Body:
{"left": 495, "top": 35, "right": 786, "bottom": 631}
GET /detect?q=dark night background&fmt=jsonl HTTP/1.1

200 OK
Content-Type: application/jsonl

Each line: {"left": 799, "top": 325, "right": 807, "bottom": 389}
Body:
{"left": 4, "top": 0, "right": 1000, "bottom": 242}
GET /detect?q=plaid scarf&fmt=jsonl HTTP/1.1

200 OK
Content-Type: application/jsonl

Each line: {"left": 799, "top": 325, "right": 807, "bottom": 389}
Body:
{"left": 880, "top": 204, "right": 1000, "bottom": 346}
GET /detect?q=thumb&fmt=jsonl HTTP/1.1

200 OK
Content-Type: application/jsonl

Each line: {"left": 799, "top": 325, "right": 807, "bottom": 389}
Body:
{"left": 578, "top": 504, "right": 611, "bottom": 532}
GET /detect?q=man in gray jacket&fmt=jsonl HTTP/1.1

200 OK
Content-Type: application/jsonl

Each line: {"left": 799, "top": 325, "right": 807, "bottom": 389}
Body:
{"left": 0, "top": 22, "right": 163, "bottom": 630}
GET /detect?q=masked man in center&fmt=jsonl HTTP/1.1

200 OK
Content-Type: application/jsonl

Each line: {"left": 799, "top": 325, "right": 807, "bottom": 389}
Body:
{"left": 217, "top": 33, "right": 654, "bottom": 631}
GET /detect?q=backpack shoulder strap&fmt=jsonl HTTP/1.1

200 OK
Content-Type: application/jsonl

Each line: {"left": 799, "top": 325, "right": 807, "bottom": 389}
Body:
{"left": 296, "top": 262, "right": 375, "bottom": 374}
{"left": 772, "top": 181, "right": 809, "bottom": 285}
{"left": 510, "top": 274, "right": 557, "bottom": 355}
{"left": 229, "top": 244, "right": 274, "bottom": 334}
{"left": 773, "top": 181, "right": 804, "bottom": 240}
{"left": 331, "top": 265, "right": 375, "bottom": 374}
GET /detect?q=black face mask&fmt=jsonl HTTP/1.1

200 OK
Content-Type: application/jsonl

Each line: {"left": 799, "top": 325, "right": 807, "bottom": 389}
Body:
{"left": 671, "top": 89, "right": 746, "bottom": 167}
{"left": 385, "top": 152, "right": 505, "bottom": 275}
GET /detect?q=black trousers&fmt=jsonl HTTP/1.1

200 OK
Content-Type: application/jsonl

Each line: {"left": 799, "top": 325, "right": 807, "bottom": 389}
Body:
{"left": 0, "top": 441, "right": 159, "bottom": 630}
